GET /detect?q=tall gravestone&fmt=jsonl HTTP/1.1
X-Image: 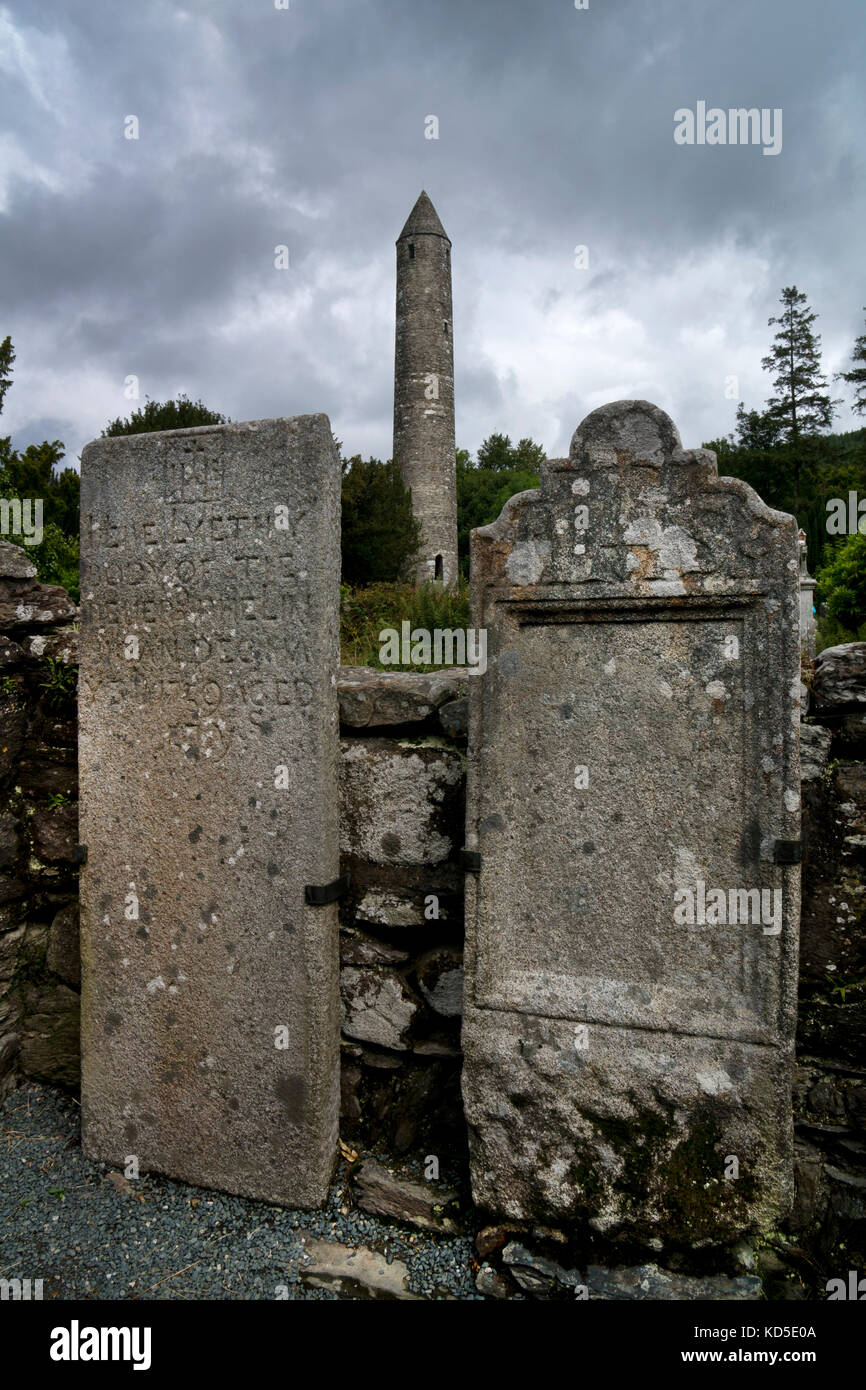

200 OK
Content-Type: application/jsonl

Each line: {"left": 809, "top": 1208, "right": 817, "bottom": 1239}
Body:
{"left": 462, "top": 401, "right": 801, "bottom": 1245}
{"left": 79, "top": 416, "right": 341, "bottom": 1207}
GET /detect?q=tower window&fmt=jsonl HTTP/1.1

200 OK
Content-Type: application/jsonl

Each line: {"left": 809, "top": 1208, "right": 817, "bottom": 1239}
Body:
{"left": 434, "top": 554, "right": 444, "bottom": 582}
{"left": 444, "top": 322, "right": 449, "bottom": 336}
{"left": 408, "top": 244, "right": 415, "bottom": 259}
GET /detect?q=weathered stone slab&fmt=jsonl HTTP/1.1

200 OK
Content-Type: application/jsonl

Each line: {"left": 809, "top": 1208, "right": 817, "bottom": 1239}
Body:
{"left": 298, "top": 1236, "right": 419, "bottom": 1299}
{"left": 340, "top": 965, "right": 418, "bottom": 1049}
{"left": 462, "top": 401, "right": 801, "bottom": 1244}
{"left": 584, "top": 1263, "right": 762, "bottom": 1301}
{"left": 78, "top": 417, "right": 341, "bottom": 1207}
{"left": 338, "top": 666, "right": 469, "bottom": 728}
{"left": 812, "top": 642, "right": 866, "bottom": 707}
{"left": 351, "top": 1156, "right": 461, "bottom": 1233}
{"left": 340, "top": 737, "right": 464, "bottom": 866}
{"left": 0, "top": 540, "right": 37, "bottom": 580}
{"left": 0, "top": 576, "right": 76, "bottom": 631}
{"left": 355, "top": 887, "right": 434, "bottom": 928}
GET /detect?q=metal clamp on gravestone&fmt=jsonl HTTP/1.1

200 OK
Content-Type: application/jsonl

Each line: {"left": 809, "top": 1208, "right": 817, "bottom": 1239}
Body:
{"left": 304, "top": 872, "right": 351, "bottom": 907}
{"left": 461, "top": 848, "right": 482, "bottom": 873}
{"left": 772, "top": 838, "right": 802, "bottom": 864}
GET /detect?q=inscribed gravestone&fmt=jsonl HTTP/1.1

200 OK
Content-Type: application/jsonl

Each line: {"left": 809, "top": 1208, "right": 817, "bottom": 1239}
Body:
{"left": 462, "top": 401, "right": 801, "bottom": 1244}
{"left": 79, "top": 416, "right": 341, "bottom": 1207}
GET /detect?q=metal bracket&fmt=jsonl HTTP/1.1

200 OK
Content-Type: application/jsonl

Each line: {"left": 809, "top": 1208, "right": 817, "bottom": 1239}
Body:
{"left": 772, "top": 839, "right": 802, "bottom": 865}
{"left": 461, "top": 849, "right": 482, "bottom": 873}
{"left": 304, "top": 872, "right": 350, "bottom": 907}
{"left": 74, "top": 843, "right": 88, "bottom": 865}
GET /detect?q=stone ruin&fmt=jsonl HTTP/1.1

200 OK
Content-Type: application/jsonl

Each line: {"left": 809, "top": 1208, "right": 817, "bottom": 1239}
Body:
{"left": 4, "top": 396, "right": 865, "bottom": 1298}
{"left": 68, "top": 396, "right": 802, "bottom": 1249}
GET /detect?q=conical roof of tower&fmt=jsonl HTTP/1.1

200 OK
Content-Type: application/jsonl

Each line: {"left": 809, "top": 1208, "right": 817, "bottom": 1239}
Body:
{"left": 397, "top": 191, "right": 450, "bottom": 243}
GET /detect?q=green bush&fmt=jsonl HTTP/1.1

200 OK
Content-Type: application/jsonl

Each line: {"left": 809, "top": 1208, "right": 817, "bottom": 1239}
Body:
{"left": 816, "top": 532, "right": 866, "bottom": 646}
{"left": 102, "top": 394, "right": 229, "bottom": 436}
{"left": 340, "top": 580, "right": 471, "bottom": 668}
{"left": 24, "top": 523, "right": 80, "bottom": 601}
{"left": 456, "top": 438, "right": 543, "bottom": 576}
{"left": 0, "top": 438, "right": 81, "bottom": 598}
{"left": 815, "top": 614, "right": 866, "bottom": 652}
{"left": 341, "top": 457, "right": 421, "bottom": 585}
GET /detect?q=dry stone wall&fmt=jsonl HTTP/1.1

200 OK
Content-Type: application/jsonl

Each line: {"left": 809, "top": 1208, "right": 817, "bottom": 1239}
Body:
{"left": 337, "top": 665, "right": 469, "bottom": 1155}
{"left": 787, "top": 643, "right": 866, "bottom": 1283}
{"left": 0, "top": 540, "right": 79, "bottom": 1101}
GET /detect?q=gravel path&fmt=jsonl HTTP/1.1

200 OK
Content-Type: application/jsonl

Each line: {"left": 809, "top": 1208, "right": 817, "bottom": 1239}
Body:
{"left": 0, "top": 1082, "right": 481, "bottom": 1301}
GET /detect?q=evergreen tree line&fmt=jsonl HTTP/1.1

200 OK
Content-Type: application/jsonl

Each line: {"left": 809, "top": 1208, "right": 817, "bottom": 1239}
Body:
{"left": 702, "top": 286, "right": 866, "bottom": 643}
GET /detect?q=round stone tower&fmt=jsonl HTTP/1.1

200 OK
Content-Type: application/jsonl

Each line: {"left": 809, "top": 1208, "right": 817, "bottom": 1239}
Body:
{"left": 393, "top": 191, "right": 458, "bottom": 587}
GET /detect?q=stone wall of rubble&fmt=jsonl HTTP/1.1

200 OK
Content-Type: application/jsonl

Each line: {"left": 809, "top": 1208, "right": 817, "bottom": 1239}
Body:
{"left": 787, "top": 642, "right": 866, "bottom": 1290}
{"left": 336, "top": 666, "right": 469, "bottom": 1158}
{"left": 0, "top": 541, "right": 80, "bottom": 1103}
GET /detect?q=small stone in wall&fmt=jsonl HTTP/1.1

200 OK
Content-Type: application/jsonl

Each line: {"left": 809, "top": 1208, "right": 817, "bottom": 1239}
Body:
{"left": 340, "top": 931, "right": 410, "bottom": 967}
{"left": 475, "top": 1263, "right": 512, "bottom": 1299}
{"left": 502, "top": 1241, "right": 584, "bottom": 1296}
{"left": 0, "top": 577, "right": 77, "bottom": 631}
{"left": 30, "top": 803, "right": 78, "bottom": 864}
{"left": 438, "top": 696, "right": 468, "bottom": 740}
{"left": 0, "top": 635, "right": 24, "bottom": 670}
{"left": 28, "top": 628, "right": 78, "bottom": 665}
{"left": 340, "top": 1060, "right": 363, "bottom": 1123}
{"left": 0, "top": 874, "right": 26, "bottom": 907}
{"left": 351, "top": 1156, "right": 461, "bottom": 1233}
{"left": 585, "top": 1263, "right": 763, "bottom": 1301}
{"left": 340, "top": 965, "right": 418, "bottom": 1049}
{"left": 843, "top": 710, "right": 866, "bottom": 744}
{"left": 0, "top": 540, "right": 37, "bottom": 580}
{"left": 0, "top": 926, "right": 26, "bottom": 1020}
{"left": 800, "top": 724, "right": 833, "bottom": 785}
{"left": 340, "top": 739, "right": 464, "bottom": 867}
{"left": 812, "top": 642, "right": 866, "bottom": 708}
{"left": 46, "top": 903, "right": 81, "bottom": 988}
{"left": 415, "top": 946, "right": 464, "bottom": 1017}
{"left": 0, "top": 813, "right": 21, "bottom": 869}
{"left": 338, "top": 666, "right": 470, "bottom": 729}
{"left": 356, "top": 887, "right": 444, "bottom": 928}
{"left": 411, "top": 1037, "right": 462, "bottom": 1058}
{"left": 0, "top": 1031, "right": 19, "bottom": 1101}
{"left": 476, "top": 1224, "right": 525, "bottom": 1259}
{"left": 19, "top": 984, "right": 80, "bottom": 1086}
{"left": 0, "top": 708, "right": 27, "bottom": 781}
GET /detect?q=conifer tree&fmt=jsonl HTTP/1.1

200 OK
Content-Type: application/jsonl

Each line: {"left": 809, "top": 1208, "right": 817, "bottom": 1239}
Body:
{"left": 761, "top": 286, "right": 837, "bottom": 444}
{"left": 760, "top": 286, "right": 838, "bottom": 506}
{"left": 0, "top": 336, "right": 14, "bottom": 416}
{"left": 836, "top": 308, "right": 866, "bottom": 415}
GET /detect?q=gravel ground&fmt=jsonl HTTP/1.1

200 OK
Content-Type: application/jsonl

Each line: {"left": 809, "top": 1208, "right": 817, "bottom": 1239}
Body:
{"left": 0, "top": 1082, "right": 481, "bottom": 1301}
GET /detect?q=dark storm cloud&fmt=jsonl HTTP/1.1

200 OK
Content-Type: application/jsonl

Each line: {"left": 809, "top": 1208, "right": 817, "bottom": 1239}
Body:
{"left": 0, "top": 0, "right": 863, "bottom": 463}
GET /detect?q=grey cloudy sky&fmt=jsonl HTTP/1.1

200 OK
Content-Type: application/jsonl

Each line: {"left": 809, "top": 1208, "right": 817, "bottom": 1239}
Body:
{"left": 1, "top": 0, "right": 864, "bottom": 467}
